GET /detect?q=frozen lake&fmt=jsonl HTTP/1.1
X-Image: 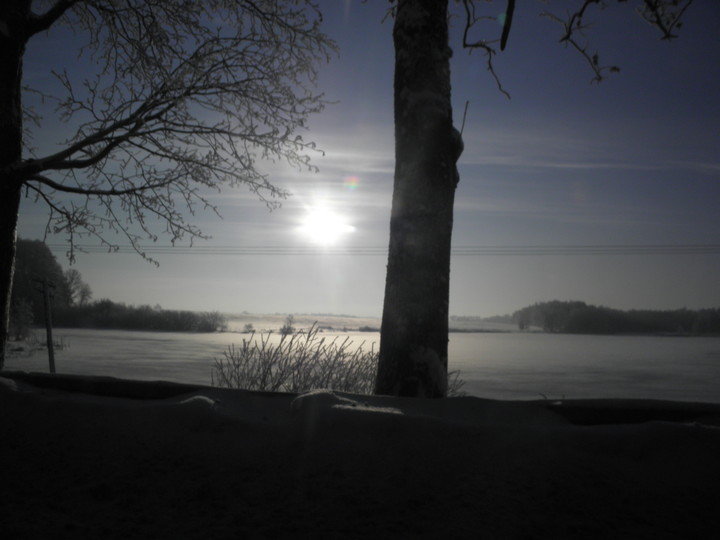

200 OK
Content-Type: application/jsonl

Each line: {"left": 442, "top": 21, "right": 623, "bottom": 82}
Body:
{"left": 5, "top": 328, "right": 720, "bottom": 403}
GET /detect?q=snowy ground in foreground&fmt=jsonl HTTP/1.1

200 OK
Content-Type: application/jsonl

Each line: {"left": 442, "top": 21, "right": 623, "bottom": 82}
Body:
{"left": 2, "top": 373, "right": 720, "bottom": 538}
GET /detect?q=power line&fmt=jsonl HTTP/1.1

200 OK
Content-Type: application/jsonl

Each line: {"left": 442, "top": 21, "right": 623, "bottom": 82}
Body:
{"left": 44, "top": 243, "right": 720, "bottom": 256}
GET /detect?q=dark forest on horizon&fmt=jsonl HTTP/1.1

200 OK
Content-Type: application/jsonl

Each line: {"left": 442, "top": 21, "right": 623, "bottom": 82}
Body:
{"left": 511, "top": 301, "right": 720, "bottom": 336}
{"left": 9, "top": 239, "right": 227, "bottom": 336}
{"left": 9, "top": 239, "right": 720, "bottom": 337}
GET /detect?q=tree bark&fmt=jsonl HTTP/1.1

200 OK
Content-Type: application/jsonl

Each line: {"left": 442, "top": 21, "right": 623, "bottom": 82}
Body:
{"left": 0, "top": 2, "right": 29, "bottom": 368}
{"left": 375, "top": 0, "right": 462, "bottom": 398}
{"left": 0, "top": 182, "right": 22, "bottom": 370}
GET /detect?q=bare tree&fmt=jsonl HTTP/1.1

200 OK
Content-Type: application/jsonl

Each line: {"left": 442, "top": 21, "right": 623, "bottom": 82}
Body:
{"left": 375, "top": 0, "right": 459, "bottom": 398}
{"left": 64, "top": 269, "right": 82, "bottom": 306}
{"left": 77, "top": 283, "right": 92, "bottom": 307}
{"left": 279, "top": 314, "right": 295, "bottom": 336}
{"left": 64, "top": 268, "right": 92, "bottom": 306}
{"left": 375, "top": 0, "right": 693, "bottom": 397}
{"left": 0, "top": 0, "right": 334, "bottom": 367}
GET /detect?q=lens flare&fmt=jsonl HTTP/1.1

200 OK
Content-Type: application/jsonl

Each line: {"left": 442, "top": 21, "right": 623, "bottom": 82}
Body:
{"left": 343, "top": 176, "right": 360, "bottom": 190}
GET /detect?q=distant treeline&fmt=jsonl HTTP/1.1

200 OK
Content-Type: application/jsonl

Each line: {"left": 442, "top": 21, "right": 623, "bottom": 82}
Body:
{"left": 10, "top": 239, "right": 226, "bottom": 335}
{"left": 53, "top": 300, "right": 228, "bottom": 333}
{"left": 513, "top": 301, "right": 720, "bottom": 335}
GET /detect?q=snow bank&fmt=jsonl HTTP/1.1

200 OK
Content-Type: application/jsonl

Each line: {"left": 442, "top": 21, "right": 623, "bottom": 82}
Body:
{"left": 2, "top": 372, "right": 719, "bottom": 538}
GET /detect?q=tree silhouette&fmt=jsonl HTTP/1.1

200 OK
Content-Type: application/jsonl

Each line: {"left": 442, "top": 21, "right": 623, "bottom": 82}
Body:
{"left": 0, "top": 0, "right": 334, "bottom": 367}
{"left": 375, "top": 0, "right": 693, "bottom": 397}
{"left": 64, "top": 269, "right": 92, "bottom": 306}
{"left": 11, "top": 239, "right": 72, "bottom": 324}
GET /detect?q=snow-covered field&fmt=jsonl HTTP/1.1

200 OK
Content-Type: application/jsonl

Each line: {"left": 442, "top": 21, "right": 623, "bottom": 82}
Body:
{"left": 2, "top": 372, "right": 720, "bottom": 538}
{"left": 224, "top": 313, "right": 384, "bottom": 332}
{"left": 5, "top": 328, "right": 720, "bottom": 403}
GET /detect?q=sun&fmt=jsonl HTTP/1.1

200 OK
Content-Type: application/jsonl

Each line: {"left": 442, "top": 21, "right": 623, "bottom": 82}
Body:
{"left": 297, "top": 206, "right": 355, "bottom": 246}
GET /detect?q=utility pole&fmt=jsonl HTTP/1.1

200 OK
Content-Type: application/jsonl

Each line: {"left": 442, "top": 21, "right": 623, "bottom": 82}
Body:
{"left": 34, "top": 278, "right": 56, "bottom": 374}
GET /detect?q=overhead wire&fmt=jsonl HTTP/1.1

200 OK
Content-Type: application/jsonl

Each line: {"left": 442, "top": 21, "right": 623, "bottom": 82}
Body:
{"left": 44, "top": 243, "right": 720, "bottom": 256}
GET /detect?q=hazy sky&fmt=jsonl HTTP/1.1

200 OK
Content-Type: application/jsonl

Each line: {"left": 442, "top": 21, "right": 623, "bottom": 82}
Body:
{"left": 18, "top": 1, "right": 720, "bottom": 317}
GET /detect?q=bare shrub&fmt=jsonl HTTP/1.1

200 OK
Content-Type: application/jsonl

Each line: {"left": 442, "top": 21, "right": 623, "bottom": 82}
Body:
{"left": 279, "top": 315, "right": 296, "bottom": 337}
{"left": 447, "top": 370, "right": 466, "bottom": 397}
{"left": 212, "top": 325, "right": 377, "bottom": 394}
{"left": 5, "top": 331, "right": 69, "bottom": 359}
{"left": 212, "top": 324, "right": 466, "bottom": 397}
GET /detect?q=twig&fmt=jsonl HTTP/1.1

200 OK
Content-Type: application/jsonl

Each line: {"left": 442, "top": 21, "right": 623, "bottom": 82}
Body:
{"left": 460, "top": 100, "right": 469, "bottom": 136}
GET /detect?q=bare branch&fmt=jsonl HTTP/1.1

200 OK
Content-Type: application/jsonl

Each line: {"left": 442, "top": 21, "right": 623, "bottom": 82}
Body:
{"left": 639, "top": 0, "right": 693, "bottom": 40}
{"left": 460, "top": 0, "right": 511, "bottom": 98}
{"left": 390, "top": 0, "right": 692, "bottom": 96}
{"left": 540, "top": 1, "right": 620, "bottom": 83}
{"left": 18, "top": 0, "right": 336, "bottom": 258}
{"left": 500, "top": 0, "right": 515, "bottom": 51}
{"left": 26, "top": 0, "right": 82, "bottom": 38}
{"left": 28, "top": 174, "right": 175, "bottom": 196}
{"left": 541, "top": 0, "right": 691, "bottom": 83}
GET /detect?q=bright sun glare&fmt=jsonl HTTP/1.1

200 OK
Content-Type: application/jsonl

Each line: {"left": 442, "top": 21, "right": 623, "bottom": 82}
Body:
{"left": 298, "top": 206, "right": 355, "bottom": 246}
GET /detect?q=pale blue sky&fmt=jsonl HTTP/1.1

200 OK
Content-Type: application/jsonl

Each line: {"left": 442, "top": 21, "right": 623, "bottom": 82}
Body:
{"left": 18, "top": 1, "right": 720, "bottom": 317}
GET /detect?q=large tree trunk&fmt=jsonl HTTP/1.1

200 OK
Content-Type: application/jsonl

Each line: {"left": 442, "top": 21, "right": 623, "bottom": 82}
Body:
{"left": 0, "top": 182, "right": 22, "bottom": 370}
{"left": 0, "top": 5, "right": 27, "bottom": 368}
{"left": 375, "top": 0, "right": 462, "bottom": 398}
